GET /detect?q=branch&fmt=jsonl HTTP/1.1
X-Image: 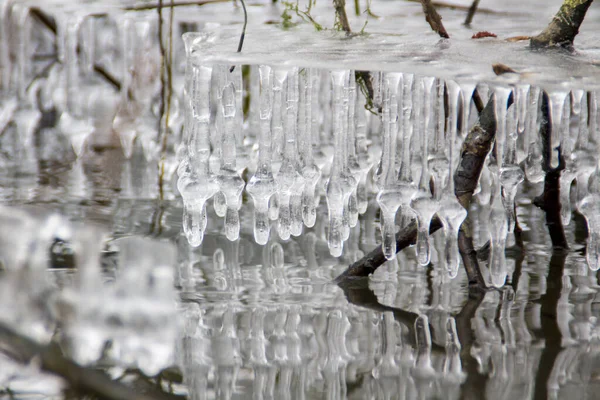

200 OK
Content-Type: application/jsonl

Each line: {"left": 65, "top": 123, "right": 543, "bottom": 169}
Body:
{"left": 333, "top": 0, "right": 352, "bottom": 34}
{"left": 464, "top": 0, "right": 480, "bottom": 26}
{"left": 419, "top": 0, "right": 450, "bottom": 38}
{"left": 334, "top": 217, "right": 444, "bottom": 281}
{"left": 530, "top": 0, "right": 594, "bottom": 49}
{"left": 0, "top": 323, "right": 173, "bottom": 400}
{"left": 454, "top": 95, "right": 514, "bottom": 289}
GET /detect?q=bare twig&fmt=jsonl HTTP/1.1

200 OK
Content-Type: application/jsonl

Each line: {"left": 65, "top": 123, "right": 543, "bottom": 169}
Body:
{"left": 0, "top": 323, "right": 173, "bottom": 400}
{"left": 530, "top": 0, "right": 595, "bottom": 49}
{"left": 419, "top": 0, "right": 450, "bottom": 38}
{"left": 464, "top": 0, "right": 480, "bottom": 26}
{"left": 229, "top": 0, "right": 248, "bottom": 72}
{"left": 123, "top": 0, "right": 229, "bottom": 11}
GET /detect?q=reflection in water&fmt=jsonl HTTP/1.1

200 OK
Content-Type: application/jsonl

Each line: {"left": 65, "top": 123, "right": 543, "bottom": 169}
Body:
{"left": 0, "top": 147, "right": 600, "bottom": 399}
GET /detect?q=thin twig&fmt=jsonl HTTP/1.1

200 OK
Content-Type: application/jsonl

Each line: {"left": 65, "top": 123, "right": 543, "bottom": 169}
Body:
{"left": 124, "top": 0, "right": 229, "bottom": 11}
{"left": 464, "top": 0, "right": 480, "bottom": 26}
{"left": 230, "top": 0, "right": 248, "bottom": 72}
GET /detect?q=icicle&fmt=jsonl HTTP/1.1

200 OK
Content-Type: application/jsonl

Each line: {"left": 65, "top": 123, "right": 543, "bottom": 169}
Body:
{"left": 247, "top": 66, "right": 277, "bottom": 245}
{"left": 578, "top": 192, "right": 600, "bottom": 271}
{"left": 429, "top": 79, "right": 449, "bottom": 199}
{"left": 327, "top": 70, "right": 356, "bottom": 256}
{"left": 443, "top": 317, "right": 462, "bottom": 377}
{"left": 346, "top": 72, "right": 361, "bottom": 229}
{"left": 397, "top": 73, "right": 417, "bottom": 219}
{"left": 298, "top": 68, "right": 321, "bottom": 228}
{"left": 515, "top": 84, "right": 530, "bottom": 164}
{"left": 499, "top": 100, "right": 524, "bottom": 234}
{"left": 493, "top": 86, "right": 512, "bottom": 170}
{"left": 548, "top": 90, "right": 569, "bottom": 170}
{"left": 178, "top": 64, "right": 218, "bottom": 247}
{"left": 376, "top": 72, "right": 402, "bottom": 260}
{"left": 459, "top": 82, "right": 476, "bottom": 139}
{"left": 0, "top": 0, "right": 13, "bottom": 93}
{"left": 414, "top": 315, "right": 435, "bottom": 378}
{"left": 217, "top": 81, "right": 245, "bottom": 241}
{"left": 276, "top": 68, "right": 304, "bottom": 240}
{"left": 489, "top": 187, "right": 509, "bottom": 287}
{"left": 571, "top": 90, "right": 585, "bottom": 116}
{"left": 559, "top": 95, "right": 577, "bottom": 226}
{"left": 439, "top": 80, "right": 467, "bottom": 278}
{"left": 573, "top": 93, "right": 595, "bottom": 204}
{"left": 268, "top": 69, "right": 288, "bottom": 222}
{"left": 411, "top": 77, "right": 437, "bottom": 266}
{"left": 354, "top": 82, "right": 372, "bottom": 215}
{"left": 524, "top": 87, "right": 544, "bottom": 183}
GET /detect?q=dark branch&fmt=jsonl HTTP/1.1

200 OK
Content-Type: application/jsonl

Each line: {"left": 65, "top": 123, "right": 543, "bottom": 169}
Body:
{"left": 334, "top": 217, "right": 444, "bottom": 281}
{"left": 464, "top": 0, "right": 480, "bottom": 26}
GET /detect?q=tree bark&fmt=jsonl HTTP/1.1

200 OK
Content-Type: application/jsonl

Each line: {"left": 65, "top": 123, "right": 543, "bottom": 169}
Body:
{"left": 530, "top": 0, "right": 594, "bottom": 49}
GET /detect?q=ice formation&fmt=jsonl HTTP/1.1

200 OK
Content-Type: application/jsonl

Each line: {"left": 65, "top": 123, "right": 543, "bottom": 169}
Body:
{"left": 180, "top": 27, "right": 600, "bottom": 283}
{"left": 1, "top": 1, "right": 600, "bottom": 278}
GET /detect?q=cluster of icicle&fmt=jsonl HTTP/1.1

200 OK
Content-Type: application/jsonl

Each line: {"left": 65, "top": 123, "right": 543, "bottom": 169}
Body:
{"left": 179, "top": 64, "right": 600, "bottom": 280}
{"left": 0, "top": 1, "right": 175, "bottom": 163}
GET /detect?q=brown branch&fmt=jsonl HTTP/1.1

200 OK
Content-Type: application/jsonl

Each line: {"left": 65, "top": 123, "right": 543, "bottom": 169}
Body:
{"left": 0, "top": 323, "right": 174, "bottom": 400}
{"left": 464, "top": 0, "right": 480, "bottom": 26}
{"left": 419, "top": 0, "right": 450, "bottom": 38}
{"left": 530, "top": 0, "right": 594, "bottom": 49}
